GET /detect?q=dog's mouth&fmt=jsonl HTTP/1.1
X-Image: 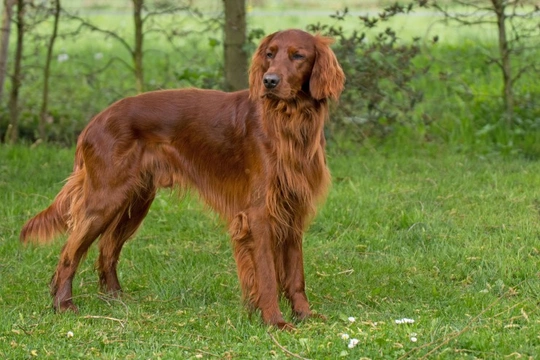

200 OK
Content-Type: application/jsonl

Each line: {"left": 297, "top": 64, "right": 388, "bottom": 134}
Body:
{"left": 262, "top": 92, "right": 281, "bottom": 100}
{"left": 262, "top": 89, "right": 297, "bottom": 101}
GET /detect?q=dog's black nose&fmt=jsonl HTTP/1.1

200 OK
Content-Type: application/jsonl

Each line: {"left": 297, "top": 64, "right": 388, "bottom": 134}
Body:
{"left": 263, "top": 73, "right": 280, "bottom": 89}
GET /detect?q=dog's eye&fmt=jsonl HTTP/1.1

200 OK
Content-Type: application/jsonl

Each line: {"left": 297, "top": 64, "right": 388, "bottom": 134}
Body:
{"left": 266, "top": 52, "right": 274, "bottom": 59}
{"left": 292, "top": 53, "right": 305, "bottom": 60}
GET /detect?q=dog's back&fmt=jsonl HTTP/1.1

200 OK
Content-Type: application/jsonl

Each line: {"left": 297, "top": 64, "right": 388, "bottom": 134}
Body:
{"left": 21, "top": 89, "right": 260, "bottom": 244}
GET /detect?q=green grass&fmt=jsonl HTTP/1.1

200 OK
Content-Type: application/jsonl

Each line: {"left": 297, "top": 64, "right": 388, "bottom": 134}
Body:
{"left": 1, "top": 143, "right": 540, "bottom": 358}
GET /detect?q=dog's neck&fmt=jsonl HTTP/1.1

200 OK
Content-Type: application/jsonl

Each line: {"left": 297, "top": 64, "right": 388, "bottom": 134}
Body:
{"left": 261, "top": 96, "right": 328, "bottom": 161}
{"left": 260, "top": 96, "right": 331, "bottom": 235}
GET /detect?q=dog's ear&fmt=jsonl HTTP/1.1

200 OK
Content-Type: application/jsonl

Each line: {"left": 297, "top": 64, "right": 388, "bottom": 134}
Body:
{"left": 249, "top": 32, "right": 276, "bottom": 99}
{"left": 309, "top": 36, "right": 345, "bottom": 101}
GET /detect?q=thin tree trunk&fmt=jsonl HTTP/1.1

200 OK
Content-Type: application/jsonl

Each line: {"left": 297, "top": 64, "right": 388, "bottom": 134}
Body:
{"left": 6, "top": 0, "right": 24, "bottom": 144}
{"left": 491, "top": 0, "right": 514, "bottom": 125}
{"left": 223, "top": 0, "right": 247, "bottom": 91}
{"left": 133, "top": 0, "right": 144, "bottom": 93}
{"left": 0, "top": 0, "right": 16, "bottom": 104}
{"left": 39, "top": 0, "right": 61, "bottom": 141}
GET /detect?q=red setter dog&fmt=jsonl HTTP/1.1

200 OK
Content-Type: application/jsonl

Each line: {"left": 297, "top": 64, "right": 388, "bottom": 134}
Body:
{"left": 21, "top": 29, "right": 345, "bottom": 329}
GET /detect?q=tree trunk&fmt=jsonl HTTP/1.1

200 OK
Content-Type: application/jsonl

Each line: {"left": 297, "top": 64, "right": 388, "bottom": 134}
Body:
{"left": 39, "top": 0, "right": 61, "bottom": 141}
{"left": 491, "top": 0, "right": 514, "bottom": 125}
{"left": 223, "top": 0, "right": 247, "bottom": 91}
{"left": 133, "top": 0, "right": 144, "bottom": 93}
{"left": 0, "top": 0, "right": 16, "bottom": 104}
{"left": 6, "top": 0, "right": 24, "bottom": 144}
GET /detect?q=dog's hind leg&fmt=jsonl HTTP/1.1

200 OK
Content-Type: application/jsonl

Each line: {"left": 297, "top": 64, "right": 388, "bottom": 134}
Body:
{"left": 97, "top": 186, "right": 156, "bottom": 295}
{"left": 50, "top": 181, "right": 137, "bottom": 312}
{"left": 51, "top": 213, "right": 114, "bottom": 312}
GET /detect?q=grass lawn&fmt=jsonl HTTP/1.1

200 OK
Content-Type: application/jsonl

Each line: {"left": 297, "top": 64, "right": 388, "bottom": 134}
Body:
{"left": 1, "top": 143, "right": 539, "bottom": 358}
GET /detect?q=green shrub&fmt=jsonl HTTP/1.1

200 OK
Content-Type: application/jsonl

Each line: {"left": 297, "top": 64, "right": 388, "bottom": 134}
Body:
{"left": 308, "top": 4, "right": 432, "bottom": 142}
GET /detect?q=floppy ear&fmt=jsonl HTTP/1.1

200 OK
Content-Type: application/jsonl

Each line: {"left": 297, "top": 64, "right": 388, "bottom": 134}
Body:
{"left": 309, "top": 36, "right": 345, "bottom": 101}
{"left": 249, "top": 32, "right": 276, "bottom": 99}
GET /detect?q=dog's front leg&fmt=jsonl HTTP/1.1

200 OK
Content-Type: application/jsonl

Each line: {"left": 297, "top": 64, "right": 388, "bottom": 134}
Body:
{"left": 231, "top": 210, "right": 292, "bottom": 329}
{"left": 281, "top": 231, "right": 313, "bottom": 321}
{"left": 250, "top": 212, "right": 293, "bottom": 329}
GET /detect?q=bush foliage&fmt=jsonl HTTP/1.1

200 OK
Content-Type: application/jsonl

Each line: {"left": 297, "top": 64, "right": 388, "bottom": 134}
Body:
{"left": 1, "top": 1, "right": 540, "bottom": 156}
{"left": 308, "top": 3, "right": 431, "bottom": 140}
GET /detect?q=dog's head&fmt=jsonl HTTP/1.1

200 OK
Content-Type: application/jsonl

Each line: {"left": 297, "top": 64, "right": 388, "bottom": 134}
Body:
{"left": 249, "top": 29, "right": 345, "bottom": 102}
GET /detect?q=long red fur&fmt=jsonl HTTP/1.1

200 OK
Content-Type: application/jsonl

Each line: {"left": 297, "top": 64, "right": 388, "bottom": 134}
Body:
{"left": 20, "top": 29, "right": 345, "bottom": 329}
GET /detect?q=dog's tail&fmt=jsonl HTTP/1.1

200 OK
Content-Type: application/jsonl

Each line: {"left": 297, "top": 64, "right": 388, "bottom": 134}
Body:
{"left": 20, "top": 151, "right": 85, "bottom": 244}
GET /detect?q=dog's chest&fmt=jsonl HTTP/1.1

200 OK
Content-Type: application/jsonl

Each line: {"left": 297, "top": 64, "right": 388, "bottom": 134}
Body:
{"left": 270, "top": 138, "right": 329, "bottom": 204}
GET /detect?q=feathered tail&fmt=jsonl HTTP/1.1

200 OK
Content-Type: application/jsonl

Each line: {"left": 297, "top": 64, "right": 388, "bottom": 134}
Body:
{"left": 20, "top": 152, "right": 85, "bottom": 244}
